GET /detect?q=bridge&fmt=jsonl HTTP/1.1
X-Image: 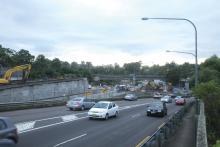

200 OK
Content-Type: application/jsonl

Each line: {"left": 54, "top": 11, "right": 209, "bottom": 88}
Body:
{"left": 93, "top": 74, "right": 166, "bottom": 81}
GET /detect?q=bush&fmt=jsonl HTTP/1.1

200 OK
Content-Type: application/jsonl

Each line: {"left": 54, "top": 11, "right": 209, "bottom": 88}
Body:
{"left": 193, "top": 81, "right": 220, "bottom": 145}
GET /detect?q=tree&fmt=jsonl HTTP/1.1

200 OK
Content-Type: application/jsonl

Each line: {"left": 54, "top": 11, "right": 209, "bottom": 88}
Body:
{"left": 12, "top": 49, "right": 35, "bottom": 65}
{"left": 193, "top": 81, "right": 220, "bottom": 144}
{"left": 30, "top": 55, "right": 51, "bottom": 79}
{"left": 123, "top": 61, "right": 142, "bottom": 74}
{"left": 0, "top": 45, "right": 15, "bottom": 67}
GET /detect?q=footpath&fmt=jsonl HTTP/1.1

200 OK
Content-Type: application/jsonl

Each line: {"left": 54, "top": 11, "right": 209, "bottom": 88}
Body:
{"left": 166, "top": 105, "right": 196, "bottom": 147}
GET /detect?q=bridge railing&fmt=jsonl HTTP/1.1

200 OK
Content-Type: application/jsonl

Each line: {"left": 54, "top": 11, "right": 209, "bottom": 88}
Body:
{"left": 138, "top": 100, "right": 195, "bottom": 147}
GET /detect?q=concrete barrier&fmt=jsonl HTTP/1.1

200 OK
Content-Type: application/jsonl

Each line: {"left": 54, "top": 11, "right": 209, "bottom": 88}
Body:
{"left": 196, "top": 102, "right": 208, "bottom": 147}
{"left": 0, "top": 91, "right": 152, "bottom": 112}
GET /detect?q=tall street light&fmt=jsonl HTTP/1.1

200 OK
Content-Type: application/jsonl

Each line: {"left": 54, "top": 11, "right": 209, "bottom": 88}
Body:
{"left": 141, "top": 17, "right": 198, "bottom": 86}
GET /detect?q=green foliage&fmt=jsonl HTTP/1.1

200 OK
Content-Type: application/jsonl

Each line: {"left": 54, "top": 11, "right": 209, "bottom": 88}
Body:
{"left": 193, "top": 55, "right": 220, "bottom": 145}
{"left": 213, "top": 140, "right": 220, "bottom": 147}
{"left": 0, "top": 44, "right": 197, "bottom": 86}
{"left": 0, "top": 45, "right": 16, "bottom": 67}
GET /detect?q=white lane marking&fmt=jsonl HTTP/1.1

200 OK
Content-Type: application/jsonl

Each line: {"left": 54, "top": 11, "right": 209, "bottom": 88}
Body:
{"left": 131, "top": 113, "right": 141, "bottom": 118}
{"left": 15, "top": 121, "right": 36, "bottom": 132}
{"left": 18, "top": 116, "right": 88, "bottom": 134}
{"left": 18, "top": 103, "right": 149, "bottom": 134}
{"left": 24, "top": 111, "right": 88, "bottom": 123}
{"left": 61, "top": 114, "right": 78, "bottom": 122}
{"left": 54, "top": 133, "right": 87, "bottom": 147}
{"left": 119, "top": 103, "right": 147, "bottom": 110}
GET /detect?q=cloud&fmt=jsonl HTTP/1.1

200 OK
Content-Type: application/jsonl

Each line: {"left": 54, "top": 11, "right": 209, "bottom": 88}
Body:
{"left": 0, "top": 0, "right": 219, "bottom": 66}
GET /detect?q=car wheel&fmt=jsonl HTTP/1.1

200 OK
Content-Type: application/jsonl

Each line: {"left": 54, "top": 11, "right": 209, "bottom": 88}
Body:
{"left": 81, "top": 106, "right": 85, "bottom": 111}
{"left": 89, "top": 117, "right": 93, "bottom": 120}
{"left": 69, "top": 108, "right": 73, "bottom": 111}
{"left": 105, "top": 114, "right": 109, "bottom": 120}
{"left": 147, "top": 112, "right": 150, "bottom": 116}
{"left": 114, "top": 111, "right": 118, "bottom": 117}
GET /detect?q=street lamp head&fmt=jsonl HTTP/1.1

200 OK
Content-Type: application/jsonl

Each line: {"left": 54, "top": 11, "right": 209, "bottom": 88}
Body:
{"left": 142, "top": 17, "right": 149, "bottom": 20}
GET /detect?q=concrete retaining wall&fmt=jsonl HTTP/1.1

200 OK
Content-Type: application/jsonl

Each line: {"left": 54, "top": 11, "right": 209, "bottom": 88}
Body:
{"left": 0, "top": 78, "right": 88, "bottom": 103}
{"left": 196, "top": 102, "right": 208, "bottom": 147}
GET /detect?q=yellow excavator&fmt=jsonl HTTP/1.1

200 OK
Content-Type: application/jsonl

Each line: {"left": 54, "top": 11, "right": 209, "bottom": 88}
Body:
{"left": 0, "top": 64, "right": 31, "bottom": 84}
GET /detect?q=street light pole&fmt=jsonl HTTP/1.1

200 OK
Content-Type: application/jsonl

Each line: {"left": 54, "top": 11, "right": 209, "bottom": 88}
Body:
{"left": 142, "top": 17, "right": 198, "bottom": 86}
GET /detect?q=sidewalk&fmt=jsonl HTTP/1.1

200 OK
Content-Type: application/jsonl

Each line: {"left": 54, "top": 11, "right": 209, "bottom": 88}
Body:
{"left": 166, "top": 105, "right": 196, "bottom": 147}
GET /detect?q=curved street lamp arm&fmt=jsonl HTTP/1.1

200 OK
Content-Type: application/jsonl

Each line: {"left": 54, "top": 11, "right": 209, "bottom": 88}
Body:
{"left": 166, "top": 50, "right": 195, "bottom": 57}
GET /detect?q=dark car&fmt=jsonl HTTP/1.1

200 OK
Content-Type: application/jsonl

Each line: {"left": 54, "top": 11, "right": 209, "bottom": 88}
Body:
{"left": 146, "top": 102, "right": 167, "bottom": 117}
{"left": 0, "top": 139, "right": 16, "bottom": 147}
{"left": 0, "top": 117, "right": 18, "bottom": 144}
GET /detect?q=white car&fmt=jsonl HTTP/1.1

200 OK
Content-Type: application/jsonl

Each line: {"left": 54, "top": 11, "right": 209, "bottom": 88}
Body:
{"left": 161, "top": 95, "right": 172, "bottom": 103}
{"left": 153, "top": 92, "right": 163, "bottom": 99}
{"left": 88, "top": 101, "right": 119, "bottom": 120}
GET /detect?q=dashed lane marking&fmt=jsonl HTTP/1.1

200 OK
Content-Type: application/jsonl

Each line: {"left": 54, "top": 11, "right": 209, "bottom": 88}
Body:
{"left": 53, "top": 133, "right": 87, "bottom": 147}
{"left": 17, "top": 102, "right": 149, "bottom": 134}
{"left": 15, "top": 121, "right": 36, "bottom": 132}
{"left": 61, "top": 114, "right": 78, "bottom": 122}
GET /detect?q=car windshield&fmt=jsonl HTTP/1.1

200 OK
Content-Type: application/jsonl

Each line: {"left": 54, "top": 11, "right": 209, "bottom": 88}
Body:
{"left": 163, "top": 96, "right": 169, "bottom": 99}
{"left": 93, "top": 103, "right": 109, "bottom": 109}
{"left": 176, "top": 96, "right": 182, "bottom": 99}
{"left": 149, "top": 103, "right": 162, "bottom": 108}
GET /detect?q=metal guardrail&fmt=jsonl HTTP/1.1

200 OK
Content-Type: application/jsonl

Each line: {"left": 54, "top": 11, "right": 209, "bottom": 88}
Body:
{"left": 138, "top": 100, "right": 195, "bottom": 147}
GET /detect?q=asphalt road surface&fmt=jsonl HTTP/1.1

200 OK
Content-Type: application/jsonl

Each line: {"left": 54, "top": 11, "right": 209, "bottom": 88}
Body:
{"left": 0, "top": 98, "right": 189, "bottom": 147}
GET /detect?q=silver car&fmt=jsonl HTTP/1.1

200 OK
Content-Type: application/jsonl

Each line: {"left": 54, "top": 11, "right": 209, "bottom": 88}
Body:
{"left": 0, "top": 117, "right": 18, "bottom": 144}
{"left": 66, "top": 97, "right": 96, "bottom": 111}
{"left": 124, "top": 94, "right": 137, "bottom": 101}
{"left": 161, "top": 95, "right": 172, "bottom": 103}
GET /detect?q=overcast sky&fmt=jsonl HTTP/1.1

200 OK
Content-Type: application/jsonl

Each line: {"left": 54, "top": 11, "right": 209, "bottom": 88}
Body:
{"left": 0, "top": 0, "right": 219, "bottom": 66}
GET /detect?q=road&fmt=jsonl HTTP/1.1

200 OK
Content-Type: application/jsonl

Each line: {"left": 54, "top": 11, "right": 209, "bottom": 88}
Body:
{"left": 0, "top": 98, "right": 187, "bottom": 147}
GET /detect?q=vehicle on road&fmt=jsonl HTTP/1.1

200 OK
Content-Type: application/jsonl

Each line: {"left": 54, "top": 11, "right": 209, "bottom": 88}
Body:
{"left": 0, "top": 117, "right": 18, "bottom": 144}
{"left": 153, "top": 92, "right": 163, "bottom": 99}
{"left": 174, "top": 96, "right": 182, "bottom": 101}
{"left": 66, "top": 97, "right": 96, "bottom": 111}
{"left": 88, "top": 101, "right": 119, "bottom": 120}
{"left": 0, "top": 139, "right": 15, "bottom": 147}
{"left": 124, "top": 93, "right": 137, "bottom": 101}
{"left": 146, "top": 102, "right": 167, "bottom": 117}
{"left": 175, "top": 98, "right": 186, "bottom": 105}
{"left": 161, "top": 95, "right": 172, "bottom": 103}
